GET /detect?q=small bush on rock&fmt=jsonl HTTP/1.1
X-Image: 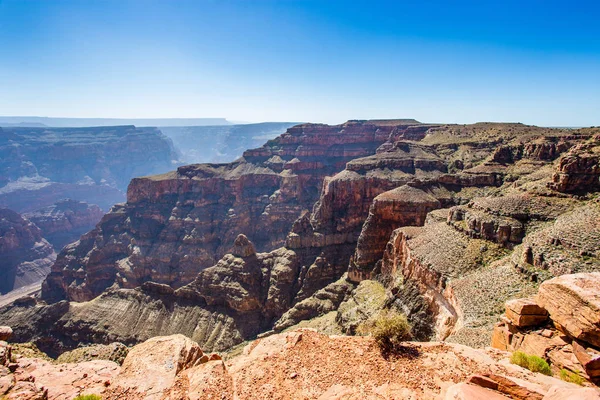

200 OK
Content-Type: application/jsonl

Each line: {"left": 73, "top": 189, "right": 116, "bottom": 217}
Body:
{"left": 358, "top": 310, "right": 413, "bottom": 355}
{"left": 560, "top": 368, "right": 585, "bottom": 386}
{"left": 510, "top": 351, "right": 551, "bottom": 375}
{"left": 73, "top": 395, "right": 102, "bottom": 400}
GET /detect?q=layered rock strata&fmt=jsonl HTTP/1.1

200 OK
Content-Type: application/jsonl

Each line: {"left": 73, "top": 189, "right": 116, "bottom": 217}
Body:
{"left": 0, "top": 209, "right": 55, "bottom": 294}
{"left": 1, "top": 121, "right": 599, "bottom": 357}
{"left": 41, "top": 120, "right": 403, "bottom": 303}
{"left": 0, "top": 125, "right": 179, "bottom": 212}
{"left": 24, "top": 199, "right": 104, "bottom": 251}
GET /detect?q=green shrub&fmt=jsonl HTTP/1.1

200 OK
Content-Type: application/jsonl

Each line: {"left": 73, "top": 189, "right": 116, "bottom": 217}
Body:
{"left": 357, "top": 310, "right": 412, "bottom": 354}
{"left": 73, "top": 395, "right": 102, "bottom": 400}
{"left": 510, "top": 351, "right": 551, "bottom": 375}
{"left": 560, "top": 368, "right": 585, "bottom": 386}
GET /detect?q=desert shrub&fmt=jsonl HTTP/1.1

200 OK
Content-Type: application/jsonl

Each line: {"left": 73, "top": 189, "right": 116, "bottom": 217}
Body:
{"left": 73, "top": 395, "right": 102, "bottom": 400}
{"left": 560, "top": 368, "right": 585, "bottom": 386}
{"left": 357, "top": 309, "right": 412, "bottom": 355}
{"left": 510, "top": 351, "right": 551, "bottom": 375}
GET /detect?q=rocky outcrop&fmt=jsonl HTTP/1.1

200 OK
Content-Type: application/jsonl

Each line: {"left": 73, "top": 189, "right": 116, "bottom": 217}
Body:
{"left": 493, "top": 273, "right": 600, "bottom": 384}
{"left": 348, "top": 185, "right": 441, "bottom": 282}
{"left": 0, "top": 328, "right": 597, "bottom": 399}
{"left": 56, "top": 342, "right": 129, "bottom": 365}
{"left": 548, "top": 133, "right": 600, "bottom": 193}
{"left": 24, "top": 200, "right": 103, "bottom": 251}
{"left": 536, "top": 273, "right": 600, "bottom": 348}
{"left": 107, "top": 334, "right": 204, "bottom": 400}
{"left": 447, "top": 205, "right": 524, "bottom": 247}
{"left": 0, "top": 125, "right": 179, "bottom": 212}
{"left": 0, "top": 336, "right": 121, "bottom": 399}
{"left": 0, "top": 209, "right": 55, "bottom": 294}
{"left": 118, "top": 330, "right": 597, "bottom": 399}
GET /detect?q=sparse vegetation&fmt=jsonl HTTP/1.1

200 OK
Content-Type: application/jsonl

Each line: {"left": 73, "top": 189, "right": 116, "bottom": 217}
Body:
{"left": 73, "top": 395, "right": 102, "bottom": 400}
{"left": 560, "top": 368, "right": 585, "bottom": 386}
{"left": 357, "top": 309, "right": 413, "bottom": 355}
{"left": 510, "top": 351, "right": 552, "bottom": 375}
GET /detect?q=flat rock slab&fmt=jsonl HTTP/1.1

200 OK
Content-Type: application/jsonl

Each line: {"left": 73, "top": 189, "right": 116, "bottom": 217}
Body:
{"left": 536, "top": 273, "right": 600, "bottom": 347}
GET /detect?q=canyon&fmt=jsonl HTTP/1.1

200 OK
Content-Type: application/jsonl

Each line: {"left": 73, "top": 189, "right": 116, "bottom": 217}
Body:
{"left": 160, "top": 122, "right": 298, "bottom": 163}
{"left": 0, "top": 119, "right": 598, "bottom": 398}
{"left": 0, "top": 125, "right": 179, "bottom": 213}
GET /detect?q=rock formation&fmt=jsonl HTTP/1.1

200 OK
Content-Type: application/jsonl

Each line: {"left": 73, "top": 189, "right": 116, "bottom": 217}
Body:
{"left": 1, "top": 329, "right": 597, "bottom": 399}
{"left": 24, "top": 199, "right": 104, "bottom": 251}
{"left": 493, "top": 273, "right": 600, "bottom": 385}
{"left": 41, "top": 120, "right": 399, "bottom": 303}
{"left": 0, "top": 209, "right": 55, "bottom": 294}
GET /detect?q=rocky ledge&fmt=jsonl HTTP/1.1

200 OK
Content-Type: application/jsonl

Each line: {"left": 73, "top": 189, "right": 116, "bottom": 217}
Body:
{"left": 0, "top": 328, "right": 597, "bottom": 399}
{"left": 493, "top": 272, "right": 600, "bottom": 385}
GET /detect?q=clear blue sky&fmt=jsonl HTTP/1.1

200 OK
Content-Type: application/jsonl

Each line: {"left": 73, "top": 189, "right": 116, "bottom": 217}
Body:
{"left": 1, "top": 0, "right": 599, "bottom": 126}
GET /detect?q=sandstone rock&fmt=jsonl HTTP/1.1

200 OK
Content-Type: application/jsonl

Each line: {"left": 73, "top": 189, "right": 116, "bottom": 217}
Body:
{"left": 163, "top": 360, "right": 232, "bottom": 400}
{"left": 0, "top": 326, "right": 12, "bottom": 341}
{"left": 519, "top": 334, "right": 567, "bottom": 359}
{"left": 543, "top": 386, "right": 600, "bottom": 400}
{"left": 572, "top": 340, "right": 600, "bottom": 379}
{"left": 109, "top": 334, "right": 203, "bottom": 400}
{"left": 505, "top": 298, "right": 548, "bottom": 328}
{"left": 0, "top": 341, "right": 11, "bottom": 366}
{"left": 536, "top": 273, "right": 600, "bottom": 347}
{"left": 445, "top": 382, "right": 511, "bottom": 399}
{"left": 548, "top": 135, "right": 600, "bottom": 193}
{"left": 15, "top": 357, "right": 120, "bottom": 400}
{"left": 231, "top": 234, "right": 256, "bottom": 258}
{"left": 2, "top": 381, "right": 46, "bottom": 400}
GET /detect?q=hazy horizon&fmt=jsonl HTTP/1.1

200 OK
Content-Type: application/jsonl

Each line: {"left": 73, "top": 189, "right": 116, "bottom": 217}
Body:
{"left": 1, "top": 0, "right": 599, "bottom": 126}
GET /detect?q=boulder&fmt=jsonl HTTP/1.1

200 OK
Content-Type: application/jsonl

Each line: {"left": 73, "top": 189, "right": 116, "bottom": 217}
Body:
{"left": 536, "top": 273, "right": 600, "bottom": 347}
{"left": 519, "top": 334, "right": 568, "bottom": 359}
{"left": 0, "top": 327, "right": 13, "bottom": 342}
{"left": 109, "top": 334, "right": 203, "bottom": 400}
{"left": 505, "top": 299, "right": 548, "bottom": 328}
{"left": 572, "top": 341, "right": 600, "bottom": 379}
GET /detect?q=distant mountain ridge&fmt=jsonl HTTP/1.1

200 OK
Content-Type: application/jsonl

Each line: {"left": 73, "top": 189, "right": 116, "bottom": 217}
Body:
{"left": 0, "top": 116, "right": 231, "bottom": 127}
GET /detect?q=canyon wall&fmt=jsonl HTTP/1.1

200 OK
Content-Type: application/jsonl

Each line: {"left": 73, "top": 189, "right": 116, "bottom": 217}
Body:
{"left": 1, "top": 121, "right": 599, "bottom": 356}
{"left": 0, "top": 208, "right": 56, "bottom": 294}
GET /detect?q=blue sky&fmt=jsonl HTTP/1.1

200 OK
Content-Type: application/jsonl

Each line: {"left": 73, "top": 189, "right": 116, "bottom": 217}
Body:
{"left": 1, "top": 0, "right": 599, "bottom": 125}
